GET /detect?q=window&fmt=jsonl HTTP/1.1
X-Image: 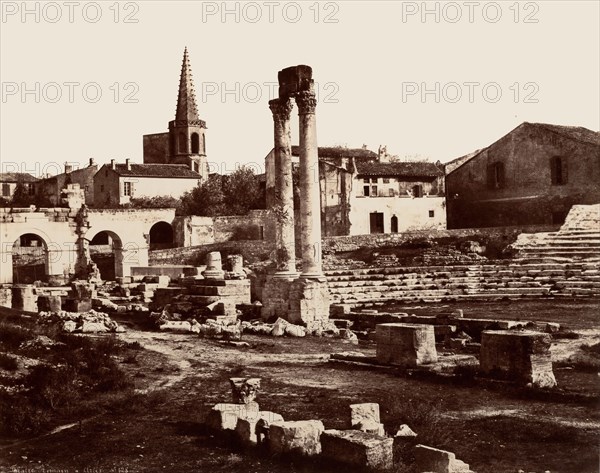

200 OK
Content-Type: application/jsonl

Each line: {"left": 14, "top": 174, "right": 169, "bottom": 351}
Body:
{"left": 429, "top": 210, "right": 435, "bottom": 218}
{"left": 487, "top": 162, "right": 505, "bottom": 189}
{"left": 550, "top": 156, "right": 567, "bottom": 185}
{"left": 123, "top": 182, "right": 133, "bottom": 197}
{"left": 27, "top": 184, "right": 35, "bottom": 195}
{"left": 391, "top": 215, "right": 398, "bottom": 233}
{"left": 2, "top": 183, "right": 10, "bottom": 197}
{"left": 383, "top": 178, "right": 390, "bottom": 184}
{"left": 388, "top": 188, "right": 395, "bottom": 197}
{"left": 363, "top": 178, "right": 370, "bottom": 183}
{"left": 371, "top": 185, "right": 378, "bottom": 197}
{"left": 369, "top": 212, "right": 384, "bottom": 234}
{"left": 363, "top": 185, "right": 370, "bottom": 197}
{"left": 412, "top": 184, "right": 423, "bottom": 198}
{"left": 191, "top": 133, "right": 200, "bottom": 154}
{"left": 100, "top": 185, "right": 104, "bottom": 192}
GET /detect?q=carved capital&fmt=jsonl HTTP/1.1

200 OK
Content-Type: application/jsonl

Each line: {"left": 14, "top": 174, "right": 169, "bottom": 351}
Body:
{"left": 295, "top": 91, "right": 317, "bottom": 115}
{"left": 269, "top": 98, "right": 293, "bottom": 122}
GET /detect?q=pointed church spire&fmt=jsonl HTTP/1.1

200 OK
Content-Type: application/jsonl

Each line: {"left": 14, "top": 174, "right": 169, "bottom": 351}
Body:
{"left": 175, "top": 47, "right": 200, "bottom": 122}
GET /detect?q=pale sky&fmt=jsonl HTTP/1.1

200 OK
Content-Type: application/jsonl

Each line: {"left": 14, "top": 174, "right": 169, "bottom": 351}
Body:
{"left": 1, "top": 0, "right": 599, "bottom": 177}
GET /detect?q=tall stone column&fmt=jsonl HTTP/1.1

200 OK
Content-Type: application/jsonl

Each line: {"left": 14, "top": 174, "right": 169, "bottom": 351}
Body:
{"left": 296, "top": 89, "right": 324, "bottom": 279}
{"left": 269, "top": 97, "right": 298, "bottom": 278}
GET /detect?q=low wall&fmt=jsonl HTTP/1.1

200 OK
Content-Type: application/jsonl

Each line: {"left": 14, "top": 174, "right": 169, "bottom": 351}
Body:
{"left": 149, "top": 240, "right": 276, "bottom": 266}
{"left": 322, "top": 224, "right": 559, "bottom": 254}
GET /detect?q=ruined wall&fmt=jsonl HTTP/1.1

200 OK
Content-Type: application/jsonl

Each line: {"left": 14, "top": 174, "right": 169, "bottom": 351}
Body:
{"left": 143, "top": 132, "right": 170, "bottom": 164}
{"left": 446, "top": 123, "right": 600, "bottom": 228}
{"left": 36, "top": 165, "right": 98, "bottom": 206}
{"left": 320, "top": 161, "right": 352, "bottom": 237}
{"left": 149, "top": 240, "right": 276, "bottom": 265}
{"left": 174, "top": 210, "right": 276, "bottom": 247}
{"left": 321, "top": 224, "right": 559, "bottom": 254}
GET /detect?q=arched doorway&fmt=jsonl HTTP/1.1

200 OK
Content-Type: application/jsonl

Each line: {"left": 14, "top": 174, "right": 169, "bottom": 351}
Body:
{"left": 391, "top": 215, "right": 398, "bottom": 233}
{"left": 89, "top": 230, "right": 122, "bottom": 280}
{"left": 12, "top": 233, "right": 48, "bottom": 283}
{"left": 149, "top": 222, "right": 174, "bottom": 250}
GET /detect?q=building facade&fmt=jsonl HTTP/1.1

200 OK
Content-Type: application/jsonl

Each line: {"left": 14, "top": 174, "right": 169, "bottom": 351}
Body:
{"left": 93, "top": 159, "right": 201, "bottom": 207}
{"left": 35, "top": 159, "right": 98, "bottom": 206}
{"left": 0, "top": 173, "right": 37, "bottom": 204}
{"left": 445, "top": 122, "right": 600, "bottom": 228}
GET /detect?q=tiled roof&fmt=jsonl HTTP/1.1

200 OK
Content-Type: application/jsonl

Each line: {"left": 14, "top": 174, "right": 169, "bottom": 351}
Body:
{"left": 291, "top": 145, "right": 378, "bottom": 160}
{"left": 529, "top": 123, "right": 600, "bottom": 147}
{"left": 356, "top": 161, "right": 443, "bottom": 178}
{"left": 109, "top": 164, "right": 201, "bottom": 178}
{"left": 0, "top": 172, "right": 38, "bottom": 183}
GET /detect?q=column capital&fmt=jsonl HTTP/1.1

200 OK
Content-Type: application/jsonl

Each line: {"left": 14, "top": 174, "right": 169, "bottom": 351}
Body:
{"left": 295, "top": 91, "right": 317, "bottom": 115}
{"left": 269, "top": 97, "right": 293, "bottom": 121}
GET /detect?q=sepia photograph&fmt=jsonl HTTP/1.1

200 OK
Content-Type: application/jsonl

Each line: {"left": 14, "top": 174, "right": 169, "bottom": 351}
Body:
{"left": 0, "top": 1, "right": 599, "bottom": 472}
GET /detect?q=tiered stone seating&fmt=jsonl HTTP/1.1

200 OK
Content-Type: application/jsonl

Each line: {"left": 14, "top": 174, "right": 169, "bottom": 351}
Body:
{"left": 325, "top": 261, "right": 600, "bottom": 305}
{"left": 512, "top": 204, "right": 600, "bottom": 262}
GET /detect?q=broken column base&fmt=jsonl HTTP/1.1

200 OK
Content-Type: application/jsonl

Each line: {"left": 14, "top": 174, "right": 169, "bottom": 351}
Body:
{"left": 480, "top": 330, "right": 557, "bottom": 388}
{"left": 376, "top": 323, "right": 438, "bottom": 367}
{"left": 206, "top": 402, "right": 260, "bottom": 431}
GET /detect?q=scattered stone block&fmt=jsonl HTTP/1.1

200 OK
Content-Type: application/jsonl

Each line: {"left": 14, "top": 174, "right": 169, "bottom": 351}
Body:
{"left": 321, "top": 429, "right": 393, "bottom": 470}
{"left": 480, "top": 330, "right": 557, "bottom": 388}
{"left": 414, "top": 444, "right": 471, "bottom": 473}
{"left": 235, "top": 411, "right": 283, "bottom": 446}
{"left": 62, "top": 320, "right": 77, "bottom": 332}
{"left": 271, "top": 318, "right": 289, "bottom": 337}
{"left": 285, "top": 324, "right": 306, "bottom": 337}
{"left": 354, "top": 420, "right": 385, "bottom": 436}
{"left": 37, "top": 295, "right": 62, "bottom": 312}
{"left": 206, "top": 402, "right": 260, "bottom": 431}
{"left": 350, "top": 403, "right": 380, "bottom": 426}
{"left": 269, "top": 420, "right": 325, "bottom": 456}
{"left": 159, "top": 321, "right": 192, "bottom": 333}
{"left": 392, "top": 424, "right": 418, "bottom": 465}
{"left": 81, "top": 322, "right": 109, "bottom": 333}
{"left": 376, "top": 323, "right": 438, "bottom": 367}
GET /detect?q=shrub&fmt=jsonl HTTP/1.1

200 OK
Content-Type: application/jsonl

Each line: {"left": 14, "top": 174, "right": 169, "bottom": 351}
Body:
{"left": 0, "top": 323, "right": 34, "bottom": 348}
{"left": 0, "top": 396, "right": 50, "bottom": 435}
{"left": 0, "top": 353, "right": 18, "bottom": 371}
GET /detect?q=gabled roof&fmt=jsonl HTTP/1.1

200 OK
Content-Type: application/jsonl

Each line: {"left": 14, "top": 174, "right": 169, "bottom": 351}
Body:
{"left": 0, "top": 172, "right": 38, "bottom": 183}
{"left": 355, "top": 161, "right": 443, "bottom": 178}
{"left": 291, "top": 145, "right": 378, "bottom": 160}
{"left": 530, "top": 122, "right": 600, "bottom": 147}
{"left": 107, "top": 163, "right": 201, "bottom": 179}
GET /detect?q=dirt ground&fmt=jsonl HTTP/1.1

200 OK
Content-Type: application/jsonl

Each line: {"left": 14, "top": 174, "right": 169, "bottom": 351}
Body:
{"left": 1, "top": 299, "right": 599, "bottom": 473}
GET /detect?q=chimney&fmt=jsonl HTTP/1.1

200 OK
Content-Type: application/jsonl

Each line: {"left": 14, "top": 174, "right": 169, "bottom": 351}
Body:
{"left": 89, "top": 157, "right": 95, "bottom": 167}
{"left": 111, "top": 159, "right": 116, "bottom": 170}
{"left": 64, "top": 162, "right": 73, "bottom": 174}
{"left": 125, "top": 158, "right": 131, "bottom": 171}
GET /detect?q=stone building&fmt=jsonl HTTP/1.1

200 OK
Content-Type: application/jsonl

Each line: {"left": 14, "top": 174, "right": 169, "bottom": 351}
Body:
{"left": 0, "top": 172, "right": 37, "bottom": 203}
{"left": 34, "top": 159, "right": 98, "bottom": 206}
{"left": 93, "top": 159, "right": 201, "bottom": 207}
{"left": 265, "top": 145, "right": 446, "bottom": 236}
{"left": 142, "top": 47, "right": 209, "bottom": 180}
{"left": 445, "top": 122, "right": 600, "bottom": 228}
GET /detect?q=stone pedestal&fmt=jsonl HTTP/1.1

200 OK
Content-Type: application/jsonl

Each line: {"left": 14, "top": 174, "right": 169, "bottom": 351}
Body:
{"left": 289, "top": 277, "right": 330, "bottom": 329}
{"left": 66, "top": 281, "right": 95, "bottom": 313}
{"left": 269, "top": 420, "right": 324, "bottom": 456}
{"left": 376, "top": 323, "right": 438, "bottom": 367}
{"left": 11, "top": 285, "right": 37, "bottom": 312}
{"left": 261, "top": 275, "right": 293, "bottom": 321}
{"left": 480, "top": 330, "right": 557, "bottom": 388}
{"left": 206, "top": 402, "right": 260, "bottom": 431}
{"left": 235, "top": 411, "right": 284, "bottom": 446}
{"left": 37, "top": 295, "right": 62, "bottom": 312}
{"left": 0, "top": 286, "right": 12, "bottom": 308}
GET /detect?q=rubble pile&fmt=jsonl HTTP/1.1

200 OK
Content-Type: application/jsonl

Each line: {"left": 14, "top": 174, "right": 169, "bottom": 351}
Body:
{"left": 37, "top": 309, "right": 124, "bottom": 333}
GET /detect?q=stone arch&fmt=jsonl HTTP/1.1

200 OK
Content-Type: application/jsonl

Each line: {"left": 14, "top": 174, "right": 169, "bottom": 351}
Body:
{"left": 149, "top": 221, "right": 174, "bottom": 250}
{"left": 88, "top": 230, "right": 123, "bottom": 281}
{"left": 11, "top": 232, "right": 49, "bottom": 284}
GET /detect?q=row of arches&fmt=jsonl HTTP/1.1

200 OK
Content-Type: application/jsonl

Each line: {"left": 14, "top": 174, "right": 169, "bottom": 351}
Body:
{"left": 9, "top": 221, "right": 174, "bottom": 283}
{"left": 170, "top": 132, "right": 204, "bottom": 155}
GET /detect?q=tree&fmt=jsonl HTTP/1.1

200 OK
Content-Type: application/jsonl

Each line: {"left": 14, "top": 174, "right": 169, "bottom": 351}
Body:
{"left": 127, "top": 195, "right": 182, "bottom": 210}
{"left": 179, "top": 167, "right": 264, "bottom": 216}
{"left": 180, "top": 174, "right": 226, "bottom": 216}
{"left": 11, "top": 180, "right": 35, "bottom": 207}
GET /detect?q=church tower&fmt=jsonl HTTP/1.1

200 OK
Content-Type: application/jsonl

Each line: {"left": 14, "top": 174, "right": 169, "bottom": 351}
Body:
{"left": 168, "top": 47, "right": 208, "bottom": 178}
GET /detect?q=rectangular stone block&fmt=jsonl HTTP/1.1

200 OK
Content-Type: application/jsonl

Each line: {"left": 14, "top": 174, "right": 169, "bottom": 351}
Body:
{"left": 235, "top": 411, "right": 283, "bottom": 446}
{"left": 376, "top": 323, "right": 437, "bottom": 367}
{"left": 206, "top": 402, "right": 259, "bottom": 431}
{"left": 480, "top": 330, "right": 557, "bottom": 388}
{"left": 414, "top": 444, "right": 471, "bottom": 473}
{"left": 350, "top": 403, "right": 380, "bottom": 426}
{"left": 321, "top": 429, "right": 393, "bottom": 470}
{"left": 269, "top": 420, "right": 324, "bottom": 456}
